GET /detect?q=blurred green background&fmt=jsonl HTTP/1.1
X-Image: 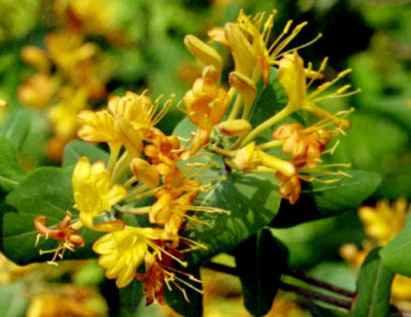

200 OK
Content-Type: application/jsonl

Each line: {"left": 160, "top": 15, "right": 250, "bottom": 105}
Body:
{"left": 0, "top": 0, "right": 410, "bottom": 316}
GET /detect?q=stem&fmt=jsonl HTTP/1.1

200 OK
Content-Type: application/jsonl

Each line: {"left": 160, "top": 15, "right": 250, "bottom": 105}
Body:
{"left": 228, "top": 94, "right": 243, "bottom": 120}
{"left": 204, "top": 262, "right": 351, "bottom": 310}
{"left": 286, "top": 270, "right": 355, "bottom": 298}
{"left": 278, "top": 281, "right": 352, "bottom": 310}
{"left": 239, "top": 105, "right": 294, "bottom": 148}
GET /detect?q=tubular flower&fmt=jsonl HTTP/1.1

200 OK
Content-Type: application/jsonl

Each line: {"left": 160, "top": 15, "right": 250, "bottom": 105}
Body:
{"left": 92, "top": 226, "right": 166, "bottom": 288}
{"left": 49, "top": 87, "right": 88, "bottom": 140}
{"left": 222, "top": 10, "right": 316, "bottom": 83}
{"left": 277, "top": 51, "right": 355, "bottom": 128}
{"left": 79, "top": 91, "right": 171, "bottom": 157}
{"left": 183, "top": 66, "right": 229, "bottom": 155}
{"left": 72, "top": 156, "right": 126, "bottom": 232}
{"left": 33, "top": 213, "right": 84, "bottom": 262}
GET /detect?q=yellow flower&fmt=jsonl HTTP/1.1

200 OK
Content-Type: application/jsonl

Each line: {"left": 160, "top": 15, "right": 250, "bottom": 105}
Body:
{"left": 78, "top": 91, "right": 170, "bottom": 156}
{"left": 277, "top": 51, "right": 355, "bottom": 128}
{"left": 49, "top": 87, "right": 88, "bottom": 139}
{"left": 73, "top": 156, "right": 126, "bottom": 232}
{"left": 223, "top": 10, "right": 312, "bottom": 83}
{"left": 278, "top": 53, "right": 306, "bottom": 109}
{"left": 359, "top": 199, "right": 407, "bottom": 245}
{"left": 93, "top": 226, "right": 165, "bottom": 288}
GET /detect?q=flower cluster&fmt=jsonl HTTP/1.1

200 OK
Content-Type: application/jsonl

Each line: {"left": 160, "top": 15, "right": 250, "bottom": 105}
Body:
{"left": 341, "top": 199, "right": 411, "bottom": 307}
{"left": 185, "top": 10, "right": 355, "bottom": 204}
{"left": 33, "top": 9, "right": 355, "bottom": 305}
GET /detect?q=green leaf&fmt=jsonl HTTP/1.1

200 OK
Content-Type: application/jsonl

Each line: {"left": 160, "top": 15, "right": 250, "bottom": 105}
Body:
{"left": 350, "top": 248, "right": 394, "bottom": 317}
{"left": 1, "top": 109, "right": 31, "bottom": 151}
{"left": 250, "top": 68, "right": 287, "bottom": 127}
{"left": 164, "top": 266, "right": 203, "bottom": 317}
{"left": 0, "top": 136, "right": 24, "bottom": 191}
{"left": 1, "top": 167, "right": 98, "bottom": 264}
{"left": 119, "top": 280, "right": 144, "bottom": 315}
{"left": 380, "top": 213, "right": 411, "bottom": 276}
{"left": 271, "top": 170, "right": 381, "bottom": 227}
{"left": 63, "top": 140, "right": 109, "bottom": 168}
{"left": 234, "top": 228, "right": 288, "bottom": 316}
{"left": 0, "top": 282, "right": 28, "bottom": 317}
{"left": 172, "top": 117, "right": 196, "bottom": 145}
{"left": 185, "top": 170, "right": 281, "bottom": 266}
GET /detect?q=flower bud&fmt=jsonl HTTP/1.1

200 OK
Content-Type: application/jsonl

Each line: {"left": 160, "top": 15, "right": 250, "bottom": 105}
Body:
{"left": 218, "top": 119, "right": 252, "bottom": 136}
{"left": 21, "top": 46, "right": 50, "bottom": 72}
{"left": 259, "top": 151, "right": 296, "bottom": 177}
{"left": 184, "top": 35, "right": 222, "bottom": 70}
{"left": 232, "top": 143, "right": 258, "bottom": 171}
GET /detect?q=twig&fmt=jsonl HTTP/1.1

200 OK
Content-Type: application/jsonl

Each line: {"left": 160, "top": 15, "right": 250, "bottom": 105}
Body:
{"left": 279, "top": 281, "right": 352, "bottom": 310}
{"left": 286, "top": 270, "right": 356, "bottom": 298}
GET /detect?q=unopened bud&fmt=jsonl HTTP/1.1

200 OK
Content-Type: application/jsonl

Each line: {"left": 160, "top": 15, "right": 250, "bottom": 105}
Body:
{"left": 259, "top": 151, "right": 296, "bottom": 177}
{"left": 218, "top": 119, "right": 252, "bottom": 136}
{"left": 21, "top": 46, "right": 49, "bottom": 72}
{"left": 184, "top": 35, "right": 222, "bottom": 70}
{"left": 208, "top": 27, "right": 229, "bottom": 46}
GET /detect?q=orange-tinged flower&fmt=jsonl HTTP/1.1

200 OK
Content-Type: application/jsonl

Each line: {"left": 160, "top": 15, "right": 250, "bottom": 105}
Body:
{"left": 72, "top": 156, "right": 126, "bottom": 232}
{"left": 276, "top": 171, "right": 301, "bottom": 205}
{"left": 273, "top": 123, "right": 331, "bottom": 168}
{"left": 183, "top": 66, "right": 229, "bottom": 132}
{"left": 93, "top": 226, "right": 165, "bottom": 288}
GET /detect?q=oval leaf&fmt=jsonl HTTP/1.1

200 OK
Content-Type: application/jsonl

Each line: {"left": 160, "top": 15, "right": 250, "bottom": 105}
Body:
{"left": 350, "top": 248, "right": 394, "bottom": 317}
{"left": 234, "top": 228, "right": 288, "bottom": 316}
{"left": 185, "top": 170, "right": 281, "bottom": 266}
{"left": 271, "top": 170, "right": 381, "bottom": 227}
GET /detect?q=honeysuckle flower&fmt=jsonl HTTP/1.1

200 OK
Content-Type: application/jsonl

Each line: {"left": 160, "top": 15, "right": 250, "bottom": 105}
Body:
{"left": 49, "top": 87, "right": 88, "bottom": 140}
{"left": 276, "top": 171, "right": 301, "bottom": 205}
{"left": 78, "top": 91, "right": 171, "bottom": 157}
{"left": 92, "top": 226, "right": 166, "bottom": 288}
{"left": 223, "top": 10, "right": 316, "bottom": 83}
{"left": 277, "top": 51, "right": 356, "bottom": 125}
{"left": 273, "top": 123, "right": 331, "bottom": 168}
{"left": 183, "top": 66, "right": 229, "bottom": 132}
{"left": 359, "top": 199, "right": 407, "bottom": 245}
{"left": 33, "top": 213, "right": 84, "bottom": 262}
{"left": 72, "top": 156, "right": 126, "bottom": 232}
